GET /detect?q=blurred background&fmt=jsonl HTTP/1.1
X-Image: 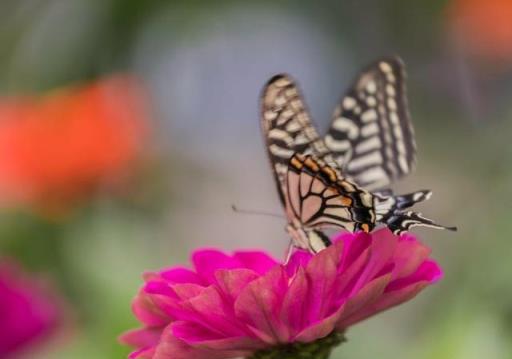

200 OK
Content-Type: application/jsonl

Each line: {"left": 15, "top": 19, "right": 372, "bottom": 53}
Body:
{"left": 0, "top": 0, "right": 511, "bottom": 358}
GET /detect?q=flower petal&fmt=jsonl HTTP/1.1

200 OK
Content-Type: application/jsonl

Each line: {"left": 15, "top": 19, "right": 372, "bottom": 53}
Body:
{"left": 391, "top": 235, "right": 431, "bottom": 279}
{"left": 181, "top": 286, "right": 244, "bottom": 336}
{"left": 154, "top": 325, "right": 245, "bottom": 359}
{"left": 215, "top": 268, "right": 259, "bottom": 300}
{"left": 280, "top": 267, "right": 309, "bottom": 334}
{"left": 348, "top": 228, "right": 397, "bottom": 295}
{"left": 386, "top": 260, "right": 443, "bottom": 292}
{"left": 129, "top": 347, "right": 155, "bottom": 359}
{"left": 119, "top": 327, "right": 162, "bottom": 348}
{"left": 284, "top": 250, "right": 312, "bottom": 277}
{"left": 336, "top": 274, "right": 392, "bottom": 329}
{"left": 233, "top": 251, "right": 278, "bottom": 274}
{"left": 336, "top": 231, "right": 371, "bottom": 270}
{"left": 172, "top": 321, "right": 263, "bottom": 351}
{"left": 304, "top": 241, "right": 343, "bottom": 322}
{"left": 341, "top": 263, "right": 441, "bottom": 327}
{"left": 160, "top": 267, "right": 204, "bottom": 285}
{"left": 234, "top": 266, "right": 289, "bottom": 343}
{"left": 192, "top": 250, "right": 240, "bottom": 283}
{"left": 132, "top": 292, "right": 170, "bottom": 327}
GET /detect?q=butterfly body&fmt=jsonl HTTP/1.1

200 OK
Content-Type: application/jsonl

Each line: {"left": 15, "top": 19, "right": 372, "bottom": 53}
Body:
{"left": 260, "top": 57, "right": 456, "bottom": 253}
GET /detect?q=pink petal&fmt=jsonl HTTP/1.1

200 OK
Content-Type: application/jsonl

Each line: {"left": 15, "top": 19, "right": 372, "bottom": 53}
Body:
{"left": 215, "top": 269, "right": 259, "bottom": 300}
{"left": 172, "top": 321, "right": 225, "bottom": 342}
{"left": 154, "top": 326, "right": 246, "bottom": 359}
{"left": 304, "top": 241, "right": 343, "bottom": 322}
{"left": 332, "top": 247, "right": 371, "bottom": 303}
{"left": 119, "top": 327, "right": 162, "bottom": 348}
{"left": 234, "top": 266, "right": 289, "bottom": 344}
{"left": 341, "top": 277, "right": 434, "bottom": 327}
{"left": 192, "top": 250, "right": 239, "bottom": 283}
{"left": 348, "top": 229, "right": 397, "bottom": 295}
{"left": 391, "top": 237, "right": 431, "bottom": 280}
{"left": 132, "top": 293, "right": 170, "bottom": 326}
{"left": 386, "top": 260, "right": 443, "bottom": 292}
{"left": 280, "top": 267, "right": 309, "bottom": 334}
{"left": 294, "top": 304, "right": 346, "bottom": 343}
{"left": 336, "top": 231, "right": 371, "bottom": 270}
{"left": 172, "top": 321, "right": 263, "bottom": 351}
{"left": 284, "top": 250, "right": 312, "bottom": 277}
{"left": 233, "top": 251, "right": 278, "bottom": 274}
{"left": 129, "top": 347, "right": 155, "bottom": 359}
{"left": 181, "top": 286, "right": 245, "bottom": 337}
{"left": 336, "top": 274, "right": 392, "bottom": 330}
{"left": 171, "top": 283, "right": 205, "bottom": 301}
{"left": 160, "top": 267, "right": 204, "bottom": 285}
{"left": 145, "top": 281, "right": 176, "bottom": 297}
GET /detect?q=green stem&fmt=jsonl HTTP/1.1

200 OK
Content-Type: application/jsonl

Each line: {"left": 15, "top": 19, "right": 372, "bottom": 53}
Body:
{"left": 247, "top": 331, "right": 345, "bottom": 359}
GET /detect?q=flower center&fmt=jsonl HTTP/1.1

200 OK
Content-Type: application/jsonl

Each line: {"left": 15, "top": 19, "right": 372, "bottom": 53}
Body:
{"left": 247, "top": 331, "right": 346, "bottom": 359}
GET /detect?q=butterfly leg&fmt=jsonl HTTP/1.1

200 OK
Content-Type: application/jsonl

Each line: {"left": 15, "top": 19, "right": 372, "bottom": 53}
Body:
{"left": 284, "top": 240, "right": 295, "bottom": 264}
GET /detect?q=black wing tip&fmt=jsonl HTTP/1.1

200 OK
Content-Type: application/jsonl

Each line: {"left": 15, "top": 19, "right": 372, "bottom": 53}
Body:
{"left": 374, "top": 55, "right": 405, "bottom": 67}
{"left": 266, "top": 73, "right": 293, "bottom": 86}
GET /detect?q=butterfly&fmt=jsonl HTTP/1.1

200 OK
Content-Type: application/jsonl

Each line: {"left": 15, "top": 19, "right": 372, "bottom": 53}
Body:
{"left": 260, "top": 57, "right": 456, "bottom": 253}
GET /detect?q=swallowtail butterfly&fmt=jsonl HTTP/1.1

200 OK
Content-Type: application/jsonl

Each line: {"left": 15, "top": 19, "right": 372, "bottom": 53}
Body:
{"left": 260, "top": 57, "right": 456, "bottom": 253}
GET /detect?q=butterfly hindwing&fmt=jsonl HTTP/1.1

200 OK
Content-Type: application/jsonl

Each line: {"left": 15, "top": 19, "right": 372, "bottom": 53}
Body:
{"left": 286, "top": 153, "right": 375, "bottom": 233}
{"left": 325, "top": 57, "right": 416, "bottom": 191}
{"left": 386, "top": 211, "right": 457, "bottom": 235}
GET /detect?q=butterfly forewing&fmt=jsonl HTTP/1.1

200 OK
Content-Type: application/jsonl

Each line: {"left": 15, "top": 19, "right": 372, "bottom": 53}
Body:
{"left": 326, "top": 57, "right": 416, "bottom": 191}
{"left": 261, "top": 74, "right": 335, "bottom": 206}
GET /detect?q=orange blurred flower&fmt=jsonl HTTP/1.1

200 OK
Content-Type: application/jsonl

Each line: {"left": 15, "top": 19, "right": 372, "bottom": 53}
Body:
{"left": 447, "top": 0, "right": 512, "bottom": 63}
{"left": 0, "top": 75, "right": 149, "bottom": 211}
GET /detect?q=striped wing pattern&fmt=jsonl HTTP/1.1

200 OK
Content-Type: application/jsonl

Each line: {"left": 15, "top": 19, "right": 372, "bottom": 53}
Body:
{"left": 259, "top": 59, "right": 456, "bottom": 253}
{"left": 386, "top": 211, "right": 456, "bottom": 234}
{"left": 326, "top": 58, "right": 416, "bottom": 191}
{"left": 261, "top": 74, "right": 335, "bottom": 205}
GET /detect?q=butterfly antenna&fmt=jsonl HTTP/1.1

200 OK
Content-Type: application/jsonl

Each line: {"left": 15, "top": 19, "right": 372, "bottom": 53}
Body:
{"left": 231, "top": 205, "right": 284, "bottom": 219}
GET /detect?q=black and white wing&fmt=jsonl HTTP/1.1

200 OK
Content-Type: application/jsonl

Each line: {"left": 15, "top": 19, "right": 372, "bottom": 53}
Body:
{"left": 325, "top": 57, "right": 416, "bottom": 191}
{"left": 385, "top": 211, "right": 457, "bottom": 235}
{"left": 260, "top": 74, "right": 333, "bottom": 205}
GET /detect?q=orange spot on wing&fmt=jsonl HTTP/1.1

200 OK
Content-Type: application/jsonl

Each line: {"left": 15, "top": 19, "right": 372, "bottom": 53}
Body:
{"left": 340, "top": 196, "right": 353, "bottom": 206}
{"left": 304, "top": 157, "right": 320, "bottom": 172}
{"left": 321, "top": 166, "right": 337, "bottom": 182}
{"left": 290, "top": 156, "right": 303, "bottom": 169}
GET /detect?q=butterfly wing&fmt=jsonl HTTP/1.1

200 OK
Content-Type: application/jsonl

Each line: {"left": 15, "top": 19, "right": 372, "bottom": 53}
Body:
{"left": 385, "top": 211, "right": 457, "bottom": 235}
{"left": 325, "top": 57, "right": 416, "bottom": 191}
{"left": 261, "top": 74, "right": 333, "bottom": 206}
{"left": 286, "top": 153, "right": 375, "bottom": 234}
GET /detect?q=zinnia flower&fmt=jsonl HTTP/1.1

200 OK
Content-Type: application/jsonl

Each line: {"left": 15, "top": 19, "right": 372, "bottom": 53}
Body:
{"left": 120, "top": 228, "right": 442, "bottom": 359}
{"left": 446, "top": 0, "right": 512, "bottom": 63}
{"left": 0, "top": 74, "right": 149, "bottom": 210}
{"left": 0, "top": 261, "right": 60, "bottom": 358}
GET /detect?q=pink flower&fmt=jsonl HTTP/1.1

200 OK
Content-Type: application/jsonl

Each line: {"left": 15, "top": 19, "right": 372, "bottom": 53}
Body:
{"left": 0, "top": 261, "right": 60, "bottom": 358}
{"left": 120, "top": 229, "right": 442, "bottom": 359}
